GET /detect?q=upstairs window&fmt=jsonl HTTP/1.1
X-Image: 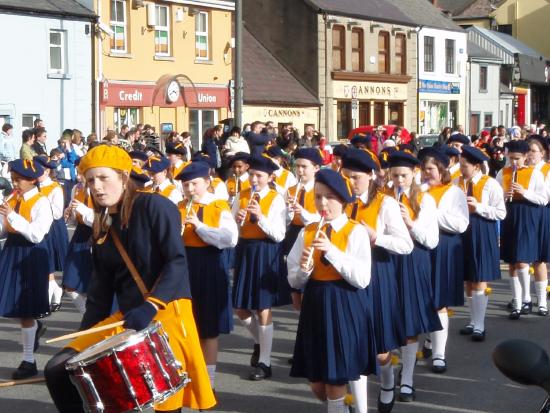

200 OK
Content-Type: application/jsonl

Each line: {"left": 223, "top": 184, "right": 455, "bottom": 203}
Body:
{"left": 332, "top": 25, "right": 345, "bottom": 71}
{"left": 155, "top": 5, "right": 170, "bottom": 56}
{"left": 49, "top": 30, "right": 66, "bottom": 74}
{"left": 378, "top": 31, "right": 390, "bottom": 74}
{"left": 424, "top": 36, "right": 434, "bottom": 72}
{"left": 395, "top": 34, "right": 406, "bottom": 75}
{"left": 351, "top": 28, "right": 364, "bottom": 72}
{"left": 445, "top": 39, "right": 455, "bottom": 74}
{"left": 110, "top": 0, "right": 127, "bottom": 53}
{"left": 195, "top": 11, "right": 209, "bottom": 60}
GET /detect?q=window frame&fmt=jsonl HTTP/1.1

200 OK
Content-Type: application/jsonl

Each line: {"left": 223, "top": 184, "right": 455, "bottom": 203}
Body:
{"left": 479, "top": 66, "right": 488, "bottom": 92}
{"left": 22, "top": 114, "right": 40, "bottom": 130}
{"left": 48, "top": 29, "right": 66, "bottom": 74}
{"left": 424, "top": 36, "right": 434, "bottom": 72}
{"left": 395, "top": 33, "right": 407, "bottom": 75}
{"left": 189, "top": 109, "right": 218, "bottom": 149}
{"left": 351, "top": 27, "right": 364, "bottom": 72}
{"left": 484, "top": 113, "right": 493, "bottom": 128}
{"left": 378, "top": 31, "right": 390, "bottom": 74}
{"left": 154, "top": 4, "right": 170, "bottom": 56}
{"left": 110, "top": 0, "right": 127, "bottom": 53}
{"left": 331, "top": 25, "right": 346, "bottom": 71}
{"left": 195, "top": 11, "right": 210, "bottom": 61}
{"left": 445, "top": 39, "right": 455, "bottom": 74}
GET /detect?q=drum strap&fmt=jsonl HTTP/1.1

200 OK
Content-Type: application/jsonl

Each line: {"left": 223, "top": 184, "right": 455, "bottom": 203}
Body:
{"left": 110, "top": 227, "right": 150, "bottom": 299}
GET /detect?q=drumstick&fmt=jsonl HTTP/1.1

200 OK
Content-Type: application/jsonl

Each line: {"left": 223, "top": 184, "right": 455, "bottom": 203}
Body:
{"left": 46, "top": 321, "right": 124, "bottom": 344}
{"left": 0, "top": 376, "right": 46, "bottom": 387}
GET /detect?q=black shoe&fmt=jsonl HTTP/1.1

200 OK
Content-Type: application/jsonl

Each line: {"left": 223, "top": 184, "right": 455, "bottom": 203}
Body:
{"left": 422, "top": 339, "right": 432, "bottom": 359}
{"left": 12, "top": 361, "right": 38, "bottom": 380}
{"left": 248, "top": 362, "right": 272, "bottom": 381}
{"left": 431, "top": 358, "right": 447, "bottom": 374}
{"left": 377, "top": 386, "right": 395, "bottom": 413}
{"left": 507, "top": 299, "right": 516, "bottom": 310}
{"left": 287, "top": 357, "right": 294, "bottom": 365}
{"left": 250, "top": 344, "right": 260, "bottom": 367}
{"left": 398, "top": 384, "right": 415, "bottom": 402}
{"left": 459, "top": 324, "right": 474, "bottom": 335}
{"left": 34, "top": 321, "right": 47, "bottom": 352}
{"left": 538, "top": 306, "right": 548, "bottom": 316}
{"left": 520, "top": 301, "right": 532, "bottom": 315}
{"left": 509, "top": 309, "right": 521, "bottom": 320}
{"left": 50, "top": 302, "right": 61, "bottom": 313}
{"left": 471, "top": 329, "right": 486, "bottom": 342}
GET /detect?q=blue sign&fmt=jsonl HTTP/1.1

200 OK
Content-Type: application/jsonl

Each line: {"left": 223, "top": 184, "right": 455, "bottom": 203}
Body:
{"left": 419, "top": 79, "right": 460, "bottom": 94}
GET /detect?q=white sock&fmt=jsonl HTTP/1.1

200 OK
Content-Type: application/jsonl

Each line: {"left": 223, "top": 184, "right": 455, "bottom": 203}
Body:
{"left": 206, "top": 364, "right": 216, "bottom": 389}
{"left": 66, "top": 291, "right": 87, "bottom": 314}
{"left": 466, "top": 296, "right": 474, "bottom": 326}
{"left": 518, "top": 267, "right": 531, "bottom": 303}
{"left": 432, "top": 312, "right": 449, "bottom": 366}
{"left": 49, "top": 279, "right": 62, "bottom": 304}
{"left": 472, "top": 290, "right": 488, "bottom": 331}
{"left": 400, "top": 342, "right": 418, "bottom": 390}
{"left": 21, "top": 322, "right": 37, "bottom": 363}
{"left": 327, "top": 397, "right": 348, "bottom": 413}
{"left": 349, "top": 375, "right": 367, "bottom": 413}
{"left": 239, "top": 316, "right": 259, "bottom": 344}
{"left": 511, "top": 276, "right": 522, "bottom": 310}
{"left": 379, "top": 360, "right": 395, "bottom": 404}
{"left": 258, "top": 324, "right": 273, "bottom": 367}
{"left": 536, "top": 280, "right": 548, "bottom": 309}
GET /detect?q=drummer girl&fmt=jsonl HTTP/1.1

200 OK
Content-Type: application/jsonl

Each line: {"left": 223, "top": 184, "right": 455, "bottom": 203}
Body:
{"left": 287, "top": 168, "right": 377, "bottom": 413}
{"left": 143, "top": 155, "right": 183, "bottom": 205}
{"left": 44, "top": 145, "right": 215, "bottom": 413}
{"left": 0, "top": 159, "right": 53, "bottom": 380}
{"left": 176, "top": 161, "right": 238, "bottom": 389}
{"left": 341, "top": 148, "right": 413, "bottom": 413}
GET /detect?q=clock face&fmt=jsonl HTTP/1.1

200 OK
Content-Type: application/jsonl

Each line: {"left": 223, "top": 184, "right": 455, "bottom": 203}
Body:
{"left": 166, "top": 81, "right": 180, "bottom": 103}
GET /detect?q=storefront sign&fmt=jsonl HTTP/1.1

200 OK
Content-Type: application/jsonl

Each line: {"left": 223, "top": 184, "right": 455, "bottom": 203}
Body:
{"left": 419, "top": 80, "right": 460, "bottom": 94}
{"left": 243, "top": 105, "right": 320, "bottom": 127}
{"left": 333, "top": 81, "right": 408, "bottom": 101}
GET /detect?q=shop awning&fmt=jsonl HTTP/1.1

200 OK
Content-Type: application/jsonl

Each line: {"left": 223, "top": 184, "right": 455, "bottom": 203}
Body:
{"left": 516, "top": 54, "right": 550, "bottom": 85}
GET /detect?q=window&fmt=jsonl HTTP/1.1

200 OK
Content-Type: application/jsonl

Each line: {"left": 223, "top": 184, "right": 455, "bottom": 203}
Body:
{"left": 388, "top": 102, "right": 403, "bottom": 126}
{"left": 373, "top": 102, "right": 385, "bottom": 125}
{"left": 445, "top": 39, "right": 455, "bottom": 74}
{"left": 155, "top": 5, "right": 170, "bottom": 56}
{"left": 189, "top": 109, "right": 217, "bottom": 149}
{"left": 470, "top": 113, "right": 480, "bottom": 135}
{"left": 114, "top": 108, "right": 139, "bottom": 132}
{"left": 195, "top": 11, "right": 209, "bottom": 60}
{"left": 49, "top": 30, "right": 66, "bottom": 73}
{"left": 484, "top": 113, "right": 493, "bottom": 128}
{"left": 378, "top": 31, "right": 390, "bottom": 74}
{"left": 395, "top": 34, "right": 407, "bottom": 75}
{"left": 336, "top": 101, "right": 351, "bottom": 139}
{"left": 479, "top": 66, "right": 488, "bottom": 91}
{"left": 110, "top": 0, "right": 127, "bottom": 52}
{"left": 332, "top": 26, "right": 345, "bottom": 71}
{"left": 351, "top": 28, "right": 364, "bottom": 72}
{"left": 22, "top": 114, "right": 40, "bottom": 130}
{"left": 424, "top": 36, "right": 434, "bottom": 72}
{"left": 498, "top": 24, "right": 513, "bottom": 35}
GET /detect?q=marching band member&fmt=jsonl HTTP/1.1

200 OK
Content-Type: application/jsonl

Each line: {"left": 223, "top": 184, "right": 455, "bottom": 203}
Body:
{"left": 418, "top": 148, "right": 469, "bottom": 373}
{"left": 191, "top": 152, "right": 229, "bottom": 201}
{"left": 226, "top": 152, "right": 251, "bottom": 206}
{"left": 341, "top": 149, "right": 413, "bottom": 413}
{"left": 497, "top": 140, "right": 547, "bottom": 320}
{"left": 265, "top": 145, "right": 297, "bottom": 195}
{"left": 44, "top": 145, "right": 215, "bottom": 412}
{"left": 166, "top": 142, "right": 189, "bottom": 193}
{"left": 447, "top": 134, "right": 470, "bottom": 153}
{"left": 330, "top": 144, "right": 348, "bottom": 172}
{"left": 143, "top": 155, "right": 184, "bottom": 205}
{"left": 35, "top": 155, "right": 68, "bottom": 313}
{"left": 387, "top": 151, "right": 441, "bottom": 403}
{"left": 232, "top": 155, "right": 287, "bottom": 381}
{"left": 459, "top": 146, "right": 506, "bottom": 341}
{"left": 176, "top": 161, "right": 238, "bottom": 390}
{"left": 0, "top": 159, "right": 53, "bottom": 379}
{"left": 287, "top": 168, "right": 376, "bottom": 413}
{"left": 443, "top": 146, "right": 461, "bottom": 181}
{"left": 129, "top": 150, "right": 149, "bottom": 168}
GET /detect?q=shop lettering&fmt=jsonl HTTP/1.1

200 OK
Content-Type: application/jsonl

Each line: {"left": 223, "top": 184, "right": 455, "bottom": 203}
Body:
{"left": 344, "top": 84, "right": 401, "bottom": 98}
{"left": 198, "top": 93, "right": 217, "bottom": 103}
{"left": 119, "top": 90, "right": 143, "bottom": 102}
{"left": 264, "top": 109, "right": 304, "bottom": 118}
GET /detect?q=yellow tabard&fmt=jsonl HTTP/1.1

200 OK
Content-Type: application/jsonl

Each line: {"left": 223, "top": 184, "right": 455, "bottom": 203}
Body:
{"left": 450, "top": 168, "right": 461, "bottom": 181}
{"left": 288, "top": 183, "right": 316, "bottom": 226}
{"left": 39, "top": 181, "right": 62, "bottom": 197}
{"left": 345, "top": 191, "right": 385, "bottom": 230}
{"left": 275, "top": 169, "right": 290, "bottom": 189}
{"left": 428, "top": 183, "right": 453, "bottom": 207}
{"left": 179, "top": 198, "right": 229, "bottom": 247}
{"left": 6, "top": 191, "right": 43, "bottom": 233}
{"left": 208, "top": 177, "right": 223, "bottom": 194}
{"left": 170, "top": 162, "right": 189, "bottom": 180}
{"left": 226, "top": 176, "right": 251, "bottom": 197}
{"left": 157, "top": 183, "right": 177, "bottom": 198}
{"left": 540, "top": 163, "right": 550, "bottom": 178}
{"left": 502, "top": 166, "right": 535, "bottom": 201}
{"left": 74, "top": 185, "right": 94, "bottom": 224}
{"left": 239, "top": 188, "right": 278, "bottom": 239}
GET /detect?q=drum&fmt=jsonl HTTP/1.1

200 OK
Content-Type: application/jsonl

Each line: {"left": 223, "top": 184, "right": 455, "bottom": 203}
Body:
{"left": 66, "top": 322, "right": 189, "bottom": 413}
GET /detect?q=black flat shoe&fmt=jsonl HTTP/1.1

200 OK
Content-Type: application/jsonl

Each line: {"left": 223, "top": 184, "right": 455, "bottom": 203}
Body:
{"left": 398, "top": 384, "right": 415, "bottom": 402}
{"left": 34, "top": 320, "right": 47, "bottom": 352}
{"left": 459, "top": 324, "right": 474, "bottom": 335}
{"left": 538, "top": 307, "right": 549, "bottom": 316}
{"left": 377, "top": 386, "right": 395, "bottom": 413}
{"left": 431, "top": 358, "right": 447, "bottom": 374}
{"left": 50, "top": 302, "right": 61, "bottom": 313}
{"left": 509, "top": 309, "right": 521, "bottom": 320}
{"left": 422, "top": 339, "right": 432, "bottom": 359}
{"left": 471, "top": 329, "right": 486, "bottom": 342}
{"left": 250, "top": 344, "right": 260, "bottom": 367}
{"left": 248, "top": 362, "right": 272, "bottom": 381}
{"left": 12, "top": 361, "right": 38, "bottom": 380}
{"left": 520, "top": 301, "right": 533, "bottom": 315}
{"left": 507, "top": 299, "right": 516, "bottom": 310}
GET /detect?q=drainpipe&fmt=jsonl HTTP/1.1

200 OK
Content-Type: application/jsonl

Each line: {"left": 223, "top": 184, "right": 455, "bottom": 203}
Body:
{"left": 323, "top": 12, "right": 329, "bottom": 138}
{"left": 95, "top": 0, "right": 102, "bottom": 134}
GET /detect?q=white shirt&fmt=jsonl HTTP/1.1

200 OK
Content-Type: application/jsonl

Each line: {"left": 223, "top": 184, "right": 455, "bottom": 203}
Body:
{"left": 401, "top": 188, "right": 439, "bottom": 249}
{"left": 434, "top": 185, "right": 470, "bottom": 234}
{"left": 40, "top": 178, "right": 64, "bottom": 220}
{"left": 155, "top": 179, "right": 183, "bottom": 205}
{"left": 286, "top": 179, "right": 320, "bottom": 226}
{"left": 287, "top": 213, "right": 371, "bottom": 290}
{"left": 67, "top": 184, "right": 94, "bottom": 227}
{"left": 468, "top": 171, "right": 507, "bottom": 220}
{"left": 535, "top": 161, "right": 550, "bottom": 205}
{"left": 496, "top": 167, "right": 547, "bottom": 206}
{"left": 232, "top": 185, "right": 287, "bottom": 242}
{"left": 191, "top": 192, "right": 238, "bottom": 249}
{"left": 0, "top": 187, "right": 53, "bottom": 243}
{"left": 212, "top": 180, "right": 229, "bottom": 201}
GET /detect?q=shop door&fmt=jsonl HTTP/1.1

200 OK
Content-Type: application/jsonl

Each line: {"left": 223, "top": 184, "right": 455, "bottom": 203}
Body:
{"left": 337, "top": 101, "right": 352, "bottom": 139}
{"left": 470, "top": 114, "right": 480, "bottom": 135}
{"left": 516, "top": 94, "right": 526, "bottom": 126}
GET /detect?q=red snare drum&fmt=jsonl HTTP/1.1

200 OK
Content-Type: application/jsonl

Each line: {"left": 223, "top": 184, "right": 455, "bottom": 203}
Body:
{"left": 66, "top": 322, "right": 189, "bottom": 413}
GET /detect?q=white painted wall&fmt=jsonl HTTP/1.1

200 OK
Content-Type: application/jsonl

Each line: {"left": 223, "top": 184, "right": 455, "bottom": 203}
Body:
{"left": 469, "top": 61, "right": 501, "bottom": 132}
{"left": 0, "top": 12, "right": 92, "bottom": 151}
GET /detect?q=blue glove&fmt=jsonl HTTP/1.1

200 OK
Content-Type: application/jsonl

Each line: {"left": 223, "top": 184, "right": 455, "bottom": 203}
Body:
{"left": 123, "top": 301, "right": 157, "bottom": 331}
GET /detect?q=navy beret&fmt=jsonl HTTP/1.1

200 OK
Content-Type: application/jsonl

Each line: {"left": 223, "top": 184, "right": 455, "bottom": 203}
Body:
{"left": 192, "top": 152, "right": 216, "bottom": 168}
{"left": 130, "top": 166, "right": 151, "bottom": 184}
{"left": 417, "top": 148, "right": 450, "bottom": 168}
{"left": 442, "top": 146, "right": 460, "bottom": 158}
{"left": 9, "top": 159, "right": 44, "bottom": 179}
{"left": 227, "top": 152, "right": 250, "bottom": 167}
{"left": 378, "top": 147, "right": 396, "bottom": 169}
{"left": 175, "top": 161, "right": 210, "bottom": 181}
{"left": 461, "top": 146, "right": 490, "bottom": 164}
{"left": 332, "top": 144, "right": 349, "bottom": 157}
{"left": 447, "top": 134, "right": 470, "bottom": 145}
{"left": 342, "top": 148, "right": 380, "bottom": 172}
{"left": 315, "top": 168, "right": 355, "bottom": 204}
{"left": 388, "top": 151, "right": 420, "bottom": 168}
{"left": 143, "top": 156, "right": 170, "bottom": 173}
{"left": 350, "top": 134, "right": 372, "bottom": 147}
{"left": 33, "top": 155, "right": 58, "bottom": 169}
{"left": 165, "top": 142, "right": 186, "bottom": 156}
{"left": 129, "top": 150, "right": 149, "bottom": 162}
{"left": 247, "top": 155, "right": 279, "bottom": 174}
{"left": 505, "top": 140, "right": 530, "bottom": 154}
{"left": 396, "top": 144, "right": 415, "bottom": 154}
{"left": 528, "top": 135, "right": 549, "bottom": 153}
{"left": 265, "top": 145, "right": 284, "bottom": 158}
{"left": 294, "top": 147, "right": 323, "bottom": 165}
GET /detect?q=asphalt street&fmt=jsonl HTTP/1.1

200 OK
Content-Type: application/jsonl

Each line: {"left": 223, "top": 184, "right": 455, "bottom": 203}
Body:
{"left": 0, "top": 272, "right": 549, "bottom": 412}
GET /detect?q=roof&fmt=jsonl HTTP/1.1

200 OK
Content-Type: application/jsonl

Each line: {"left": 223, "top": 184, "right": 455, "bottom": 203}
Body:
{"left": 0, "top": 0, "right": 95, "bottom": 19}
{"left": 242, "top": 28, "right": 320, "bottom": 107}
{"left": 434, "top": 0, "right": 475, "bottom": 15}
{"left": 450, "top": 0, "right": 505, "bottom": 19}
{"left": 467, "top": 40, "right": 501, "bottom": 60}
{"left": 471, "top": 26, "right": 546, "bottom": 58}
{"left": 304, "top": 0, "right": 415, "bottom": 26}
{"left": 385, "top": 0, "right": 464, "bottom": 32}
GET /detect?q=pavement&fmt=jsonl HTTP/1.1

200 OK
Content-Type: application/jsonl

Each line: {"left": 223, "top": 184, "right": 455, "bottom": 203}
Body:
{"left": 1, "top": 273, "right": 549, "bottom": 412}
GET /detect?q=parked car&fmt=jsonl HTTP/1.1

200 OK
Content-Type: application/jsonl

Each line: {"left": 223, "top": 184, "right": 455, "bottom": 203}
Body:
{"left": 415, "top": 134, "right": 439, "bottom": 150}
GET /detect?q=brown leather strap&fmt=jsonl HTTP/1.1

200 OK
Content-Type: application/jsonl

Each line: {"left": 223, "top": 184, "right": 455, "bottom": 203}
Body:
{"left": 109, "top": 227, "right": 150, "bottom": 298}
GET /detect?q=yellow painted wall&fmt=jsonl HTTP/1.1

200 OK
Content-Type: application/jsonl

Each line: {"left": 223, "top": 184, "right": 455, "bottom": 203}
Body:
{"left": 456, "top": 18, "right": 491, "bottom": 29}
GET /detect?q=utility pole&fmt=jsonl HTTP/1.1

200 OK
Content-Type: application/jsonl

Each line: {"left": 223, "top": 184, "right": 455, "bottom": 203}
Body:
{"left": 234, "top": 0, "right": 243, "bottom": 127}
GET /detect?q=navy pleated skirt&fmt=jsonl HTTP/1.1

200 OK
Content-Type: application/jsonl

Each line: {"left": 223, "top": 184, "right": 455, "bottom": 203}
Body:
{"left": 366, "top": 247, "right": 406, "bottom": 353}
{"left": 46, "top": 218, "right": 69, "bottom": 273}
{"left": 232, "top": 238, "right": 289, "bottom": 310}
{"left": 290, "top": 279, "right": 378, "bottom": 385}
{"left": 539, "top": 205, "right": 550, "bottom": 262}
{"left": 62, "top": 224, "right": 93, "bottom": 293}
{"left": 430, "top": 231, "right": 465, "bottom": 308}
{"left": 394, "top": 244, "right": 442, "bottom": 337}
{"left": 187, "top": 246, "right": 233, "bottom": 339}
{"left": 0, "top": 233, "right": 51, "bottom": 318}
{"left": 463, "top": 214, "right": 501, "bottom": 282}
{"left": 500, "top": 201, "right": 542, "bottom": 264}
{"left": 282, "top": 223, "right": 303, "bottom": 256}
